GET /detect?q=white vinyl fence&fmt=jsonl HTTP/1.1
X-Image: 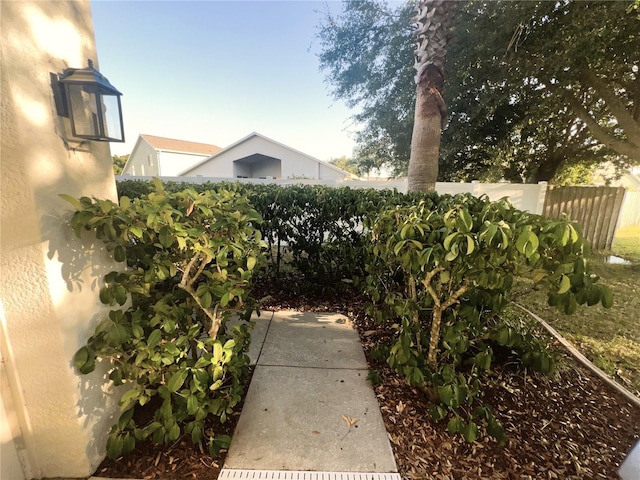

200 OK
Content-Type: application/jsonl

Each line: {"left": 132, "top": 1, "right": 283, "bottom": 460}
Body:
{"left": 619, "top": 191, "right": 640, "bottom": 228}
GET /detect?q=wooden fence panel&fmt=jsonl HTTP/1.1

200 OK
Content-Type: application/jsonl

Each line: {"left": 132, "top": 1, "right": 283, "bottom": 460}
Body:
{"left": 543, "top": 186, "right": 626, "bottom": 250}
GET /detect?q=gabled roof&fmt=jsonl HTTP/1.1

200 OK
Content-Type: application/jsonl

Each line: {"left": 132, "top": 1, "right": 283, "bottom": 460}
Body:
{"left": 179, "top": 132, "right": 352, "bottom": 177}
{"left": 140, "top": 134, "right": 221, "bottom": 155}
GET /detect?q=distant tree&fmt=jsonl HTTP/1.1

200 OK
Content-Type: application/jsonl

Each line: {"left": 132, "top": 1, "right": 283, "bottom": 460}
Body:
{"left": 328, "top": 156, "right": 359, "bottom": 175}
{"left": 112, "top": 154, "right": 129, "bottom": 175}
{"left": 318, "top": 1, "right": 416, "bottom": 177}
{"left": 442, "top": 0, "right": 640, "bottom": 182}
{"left": 318, "top": 1, "right": 639, "bottom": 183}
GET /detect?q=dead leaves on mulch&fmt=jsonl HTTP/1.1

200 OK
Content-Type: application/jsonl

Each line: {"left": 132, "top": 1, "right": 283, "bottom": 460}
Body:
{"left": 95, "top": 437, "right": 224, "bottom": 480}
{"left": 97, "top": 281, "right": 640, "bottom": 480}
{"left": 95, "top": 370, "right": 253, "bottom": 480}
{"left": 354, "top": 309, "right": 640, "bottom": 480}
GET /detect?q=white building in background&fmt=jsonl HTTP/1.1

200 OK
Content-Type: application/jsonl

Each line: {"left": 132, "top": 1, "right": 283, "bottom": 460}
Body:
{"left": 122, "top": 134, "right": 222, "bottom": 177}
{"left": 180, "top": 132, "right": 352, "bottom": 180}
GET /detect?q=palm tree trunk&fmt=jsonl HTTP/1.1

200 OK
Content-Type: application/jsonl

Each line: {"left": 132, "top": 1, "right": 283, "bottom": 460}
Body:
{"left": 408, "top": 0, "right": 454, "bottom": 193}
{"left": 408, "top": 70, "right": 446, "bottom": 192}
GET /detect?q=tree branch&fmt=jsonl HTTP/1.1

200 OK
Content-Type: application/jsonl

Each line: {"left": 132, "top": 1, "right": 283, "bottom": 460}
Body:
{"left": 187, "top": 254, "right": 211, "bottom": 289}
{"left": 442, "top": 281, "right": 471, "bottom": 310}
{"left": 580, "top": 68, "right": 640, "bottom": 141}
{"left": 421, "top": 266, "right": 445, "bottom": 306}
{"left": 180, "top": 253, "right": 201, "bottom": 288}
{"left": 178, "top": 283, "right": 223, "bottom": 339}
{"left": 564, "top": 93, "right": 640, "bottom": 161}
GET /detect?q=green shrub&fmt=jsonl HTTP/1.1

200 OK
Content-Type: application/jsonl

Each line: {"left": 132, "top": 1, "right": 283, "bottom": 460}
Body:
{"left": 63, "top": 179, "right": 266, "bottom": 458}
{"left": 112, "top": 179, "right": 613, "bottom": 445}
{"left": 362, "top": 194, "right": 612, "bottom": 443}
{"left": 116, "top": 180, "right": 434, "bottom": 286}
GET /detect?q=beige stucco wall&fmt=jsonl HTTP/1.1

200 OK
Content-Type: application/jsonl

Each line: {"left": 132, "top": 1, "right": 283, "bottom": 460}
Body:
{"left": 1, "top": 1, "right": 122, "bottom": 478}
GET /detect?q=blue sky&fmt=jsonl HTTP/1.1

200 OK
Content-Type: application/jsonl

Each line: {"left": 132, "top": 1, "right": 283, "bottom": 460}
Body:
{"left": 91, "top": 0, "right": 356, "bottom": 161}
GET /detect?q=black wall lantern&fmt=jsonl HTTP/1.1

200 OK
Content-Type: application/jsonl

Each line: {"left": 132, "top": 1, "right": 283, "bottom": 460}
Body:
{"left": 52, "top": 59, "right": 124, "bottom": 142}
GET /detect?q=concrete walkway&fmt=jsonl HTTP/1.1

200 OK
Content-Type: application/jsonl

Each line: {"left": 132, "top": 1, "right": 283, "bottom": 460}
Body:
{"left": 219, "top": 310, "right": 400, "bottom": 480}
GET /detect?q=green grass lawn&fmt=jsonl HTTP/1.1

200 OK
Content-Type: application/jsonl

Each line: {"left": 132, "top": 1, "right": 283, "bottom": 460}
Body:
{"left": 611, "top": 225, "right": 640, "bottom": 263}
{"left": 515, "top": 227, "right": 640, "bottom": 396}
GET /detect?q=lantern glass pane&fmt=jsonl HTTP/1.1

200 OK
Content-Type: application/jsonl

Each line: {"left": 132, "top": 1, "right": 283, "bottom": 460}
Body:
{"left": 68, "top": 84, "right": 99, "bottom": 137}
{"left": 101, "top": 94, "right": 123, "bottom": 141}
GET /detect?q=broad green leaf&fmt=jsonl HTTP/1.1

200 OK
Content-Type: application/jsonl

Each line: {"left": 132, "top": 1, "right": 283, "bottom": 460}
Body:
{"left": 494, "top": 327, "right": 509, "bottom": 346}
{"left": 167, "top": 369, "right": 189, "bottom": 393}
{"left": 73, "top": 346, "right": 95, "bottom": 374}
{"left": 152, "top": 177, "right": 164, "bottom": 192}
{"left": 119, "top": 389, "right": 141, "bottom": 410}
{"left": 465, "top": 235, "right": 475, "bottom": 255}
{"left": 459, "top": 209, "right": 473, "bottom": 232}
{"left": 438, "top": 385, "right": 454, "bottom": 406}
{"left": 212, "top": 343, "right": 223, "bottom": 364}
{"left": 463, "top": 421, "right": 479, "bottom": 442}
{"left": 564, "top": 295, "right": 578, "bottom": 315}
{"left": 201, "top": 291, "right": 212, "bottom": 309}
{"left": 114, "top": 285, "right": 128, "bottom": 306}
{"left": 568, "top": 224, "right": 579, "bottom": 243}
{"left": 196, "top": 283, "right": 209, "bottom": 297}
{"left": 159, "top": 227, "right": 173, "bottom": 248}
{"left": 99, "top": 286, "right": 111, "bottom": 305}
{"left": 443, "top": 233, "right": 457, "bottom": 250}
{"left": 114, "top": 245, "right": 126, "bottom": 263}
{"left": 191, "top": 424, "right": 203, "bottom": 444}
{"left": 106, "top": 322, "right": 129, "bottom": 346}
{"left": 147, "top": 329, "right": 162, "bottom": 349}
{"left": 59, "top": 194, "right": 83, "bottom": 210}
{"left": 447, "top": 416, "right": 465, "bottom": 434}
{"left": 129, "top": 226, "right": 143, "bottom": 238}
{"left": 393, "top": 240, "right": 407, "bottom": 256}
{"left": 445, "top": 250, "right": 458, "bottom": 262}
{"left": 247, "top": 256, "right": 257, "bottom": 271}
{"left": 187, "top": 395, "right": 199, "bottom": 415}
{"left": 527, "top": 231, "right": 539, "bottom": 252}
{"left": 106, "top": 433, "right": 124, "bottom": 459}
{"left": 557, "top": 275, "right": 571, "bottom": 294}
{"left": 515, "top": 231, "right": 529, "bottom": 254}
{"left": 220, "top": 292, "right": 230, "bottom": 307}
{"left": 122, "top": 433, "right": 135, "bottom": 454}
{"left": 168, "top": 423, "right": 180, "bottom": 441}
{"left": 560, "top": 225, "right": 570, "bottom": 246}
{"left": 600, "top": 285, "right": 613, "bottom": 308}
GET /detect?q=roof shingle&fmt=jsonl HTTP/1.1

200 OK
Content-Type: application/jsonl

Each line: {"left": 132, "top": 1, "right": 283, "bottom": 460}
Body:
{"left": 140, "top": 134, "right": 222, "bottom": 155}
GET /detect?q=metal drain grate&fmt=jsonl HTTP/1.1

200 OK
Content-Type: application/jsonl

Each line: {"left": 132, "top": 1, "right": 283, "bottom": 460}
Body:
{"left": 218, "top": 470, "right": 402, "bottom": 480}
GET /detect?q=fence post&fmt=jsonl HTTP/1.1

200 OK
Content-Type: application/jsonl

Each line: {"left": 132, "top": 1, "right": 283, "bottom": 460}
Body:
{"left": 471, "top": 180, "right": 480, "bottom": 197}
{"left": 536, "top": 182, "right": 548, "bottom": 215}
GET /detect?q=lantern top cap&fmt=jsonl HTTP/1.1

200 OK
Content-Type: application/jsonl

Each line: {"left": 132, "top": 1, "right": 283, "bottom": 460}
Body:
{"left": 59, "top": 59, "right": 122, "bottom": 96}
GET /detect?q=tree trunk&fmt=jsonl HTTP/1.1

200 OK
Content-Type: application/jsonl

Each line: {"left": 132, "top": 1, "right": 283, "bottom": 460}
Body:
{"left": 408, "top": 0, "right": 454, "bottom": 193}
{"left": 408, "top": 72, "right": 445, "bottom": 192}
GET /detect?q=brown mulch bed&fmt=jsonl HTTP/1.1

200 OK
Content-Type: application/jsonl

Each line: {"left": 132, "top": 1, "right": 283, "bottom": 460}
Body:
{"left": 94, "top": 368, "right": 253, "bottom": 480}
{"left": 96, "top": 278, "right": 640, "bottom": 479}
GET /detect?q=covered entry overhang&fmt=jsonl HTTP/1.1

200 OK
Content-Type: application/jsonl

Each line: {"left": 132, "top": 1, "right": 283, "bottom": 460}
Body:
{"left": 233, "top": 154, "right": 282, "bottom": 179}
